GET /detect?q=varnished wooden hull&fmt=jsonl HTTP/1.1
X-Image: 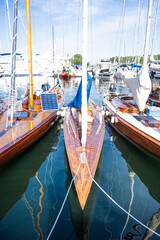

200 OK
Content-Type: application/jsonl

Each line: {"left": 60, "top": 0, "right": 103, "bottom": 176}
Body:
{"left": 0, "top": 110, "right": 58, "bottom": 166}
{"left": 104, "top": 98, "right": 160, "bottom": 159}
{"left": 0, "top": 92, "right": 64, "bottom": 167}
{"left": 64, "top": 99, "right": 105, "bottom": 209}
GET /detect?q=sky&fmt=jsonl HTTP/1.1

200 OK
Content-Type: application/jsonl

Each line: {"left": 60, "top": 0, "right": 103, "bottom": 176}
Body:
{"left": 0, "top": 0, "right": 160, "bottom": 64}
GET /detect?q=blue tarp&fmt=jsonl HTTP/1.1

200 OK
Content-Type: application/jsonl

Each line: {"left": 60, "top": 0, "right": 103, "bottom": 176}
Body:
{"left": 68, "top": 72, "right": 92, "bottom": 108}
{"left": 131, "top": 63, "right": 142, "bottom": 69}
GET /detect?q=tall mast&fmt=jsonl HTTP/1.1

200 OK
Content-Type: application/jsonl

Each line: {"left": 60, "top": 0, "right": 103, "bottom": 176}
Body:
{"left": 26, "top": 0, "right": 33, "bottom": 109}
{"left": 10, "top": 0, "right": 18, "bottom": 127}
{"left": 143, "top": 0, "right": 152, "bottom": 67}
{"left": 81, "top": 0, "right": 88, "bottom": 148}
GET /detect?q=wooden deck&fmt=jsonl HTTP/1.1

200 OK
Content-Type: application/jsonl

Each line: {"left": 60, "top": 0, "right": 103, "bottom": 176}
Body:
{"left": 64, "top": 99, "right": 105, "bottom": 209}
{"left": 0, "top": 89, "right": 64, "bottom": 166}
{"left": 148, "top": 88, "right": 160, "bottom": 107}
{"left": 104, "top": 95, "right": 160, "bottom": 159}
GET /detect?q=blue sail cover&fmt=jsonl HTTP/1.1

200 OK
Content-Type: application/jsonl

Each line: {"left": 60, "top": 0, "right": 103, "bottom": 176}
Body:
{"left": 68, "top": 72, "right": 92, "bottom": 108}
{"left": 131, "top": 63, "right": 142, "bottom": 69}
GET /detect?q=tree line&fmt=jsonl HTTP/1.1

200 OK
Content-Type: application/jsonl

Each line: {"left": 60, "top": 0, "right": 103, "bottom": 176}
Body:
{"left": 110, "top": 54, "right": 160, "bottom": 64}
{"left": 69, "top": 54, "right": 160, "bottom": 65}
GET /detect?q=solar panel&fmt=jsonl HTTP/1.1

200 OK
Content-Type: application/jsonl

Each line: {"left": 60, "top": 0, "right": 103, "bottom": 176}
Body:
{"left": 41, "top": 93, "right": 58, "bottom": 111}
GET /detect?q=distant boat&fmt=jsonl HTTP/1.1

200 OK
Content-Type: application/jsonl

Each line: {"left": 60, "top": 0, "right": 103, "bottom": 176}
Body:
{"left": 96, "top": 59, "right": 113, "bottom": 79}
{"left": 149, "top": 55, "right": 160, "bottom": 73}
{"left": 63, "top": 0, "right": 105, "bottom": 209}
{"left": 0, "top": 0, "right": 64, "bottom": 167}
{"left": 0, "top": 65, "right": 4, "bottom": 77}
{"left": 103, "top": 0, "right": 160, "bottom": 160}
{"left": 59, "top": 68, "right": 72, "bottom": 80}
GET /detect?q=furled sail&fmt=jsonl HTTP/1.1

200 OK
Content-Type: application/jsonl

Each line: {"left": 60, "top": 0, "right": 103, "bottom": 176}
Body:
{"left": 117, "top": 0, "right": 152, "bottom": 112}
{"left": 118, "top": 66, "right": 151, "bottom": 111}
{"left": 68, "top": 72, "right": 92, "bottom": 108}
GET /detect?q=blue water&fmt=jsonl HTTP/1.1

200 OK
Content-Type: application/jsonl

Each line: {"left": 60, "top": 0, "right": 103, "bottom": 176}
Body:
{"left": 0, "top": 77, "right": 160, "bottom": 240}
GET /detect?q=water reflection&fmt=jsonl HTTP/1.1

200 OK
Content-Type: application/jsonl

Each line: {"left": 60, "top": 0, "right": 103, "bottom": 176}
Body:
{"left": 0, "top": 120, "right": 62, "bottom": 221}
{"left": 143, "top": 209, "right": 160, "bottom": 240}
{"left": 65, "top": 150, "right": 103, "bottom": 239}
{"left": 107, "top": 124, "right": 160, "bottom": 239}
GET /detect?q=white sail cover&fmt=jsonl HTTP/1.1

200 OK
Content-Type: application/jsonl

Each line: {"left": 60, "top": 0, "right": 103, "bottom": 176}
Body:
{"left": 149, "top": 63, "right": 160, "bottom": 72}
{"left": 150, "top": 55, "right": 160, "bottom": 64}
{"left": 149, "top": 55, "right": 160, "bottom": 72}
{"left": 118, "top": 66, "right": 151, "bottom": 111}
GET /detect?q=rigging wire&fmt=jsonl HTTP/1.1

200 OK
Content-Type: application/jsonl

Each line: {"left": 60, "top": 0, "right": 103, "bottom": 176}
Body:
{"left": 5, "top": 0, "right": 12, "bottom": 42}
{"left": 18, "top": 10, "right": 27, "bottom": 35}
{"left": 76, "top": 0, "right": 81, "bottom": 54}
{"left": 62, "top": 0, "right": 64, "bottom": 64}
{"left": 113, "top": 1, "right": 125, "bottom": 63}
{"left": 135, "top": 0, "right": 143, "bottom": 64}
{"left": 89, "top": 0, "right": 93, "bottom": 64}
{"left": 118, "top": 0, "right": 126, "bottom": 63}
{"left": 150, "top": 0, "right": 160, "bottom": 56}
{"left": 132, "top": 0, "right": 141, "bottom": 62}
{"left": 30, "top": 0, "right": 38, "bottom": 55}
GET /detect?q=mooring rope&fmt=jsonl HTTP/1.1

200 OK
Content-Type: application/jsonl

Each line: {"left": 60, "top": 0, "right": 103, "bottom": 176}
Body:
{"left": 85, "top": 159, "right": 160, "bottom": 237}
{"left": 46, "top": 161, "right": 82, "bottom": 240}
{"left": 47, "top": 152, "right": 160, "bottom": 239}
{"left": 46, "top": 178, "right": 74, "bottom": 240}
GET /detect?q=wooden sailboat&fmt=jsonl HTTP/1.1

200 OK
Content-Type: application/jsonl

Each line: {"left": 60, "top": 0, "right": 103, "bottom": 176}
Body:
{"left": 0, "top": 0, "right": 64, "bottom": 167}
{"left": 63, "top": 0, "right": 105, "bottom": 210}
{"left": 104, "top": 0, "right": 160, "bottom": 160}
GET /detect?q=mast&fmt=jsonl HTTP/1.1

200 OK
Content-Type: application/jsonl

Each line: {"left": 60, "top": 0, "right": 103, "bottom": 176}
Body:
{"left": 81, "top": 0, "right": 88, "bottom": 148}
{"left": 26, "top": 0, "right": 33, "bottom": 109}
{"left": 10, "top": 0, "right": 18, "bottom": 127}
{"left": 143, "top": 0, "right": 152, "bottom": 67}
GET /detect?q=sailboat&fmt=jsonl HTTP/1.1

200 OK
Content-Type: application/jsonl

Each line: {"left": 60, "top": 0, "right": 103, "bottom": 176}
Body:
{"left": 63, "top": 0, "right": 105, "bottom": 210}
{"left": 59, "top": 68, "right": 72, "bottom": 80}
{"left": 0, "top": 0, "right": 64, "bottom": 167}
{"left": 103, "top": 0, "right": 160, "bottom": 160}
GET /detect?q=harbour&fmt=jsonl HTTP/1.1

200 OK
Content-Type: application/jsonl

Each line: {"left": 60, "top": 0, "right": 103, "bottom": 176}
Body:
{"left": 0, "top": 0, "right": 160, "bottom": 239}
{"left": 0, "top": 76, "right": 160, "bottom": 239}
